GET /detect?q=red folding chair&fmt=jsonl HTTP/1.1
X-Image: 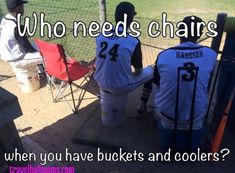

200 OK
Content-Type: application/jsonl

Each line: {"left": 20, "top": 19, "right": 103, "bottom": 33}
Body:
{"left": 35, "top": 39, "right": 97, "bottom": 113}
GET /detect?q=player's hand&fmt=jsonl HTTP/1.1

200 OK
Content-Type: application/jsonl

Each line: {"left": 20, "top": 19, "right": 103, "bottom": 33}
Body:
{"left": 133, "top": 68, "right": 143, "bottom": 76}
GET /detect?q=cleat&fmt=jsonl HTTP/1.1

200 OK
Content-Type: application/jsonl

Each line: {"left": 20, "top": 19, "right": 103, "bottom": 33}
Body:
{"left": 136, "top": 101, "right": 147, "bottom": 118}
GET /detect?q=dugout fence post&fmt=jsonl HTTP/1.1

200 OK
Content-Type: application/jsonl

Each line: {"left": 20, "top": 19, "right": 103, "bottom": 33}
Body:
{"left": 205, "top": 13, "right": 227, "bottom": 123}
{"left": 202, "top": 13, "right": 235, "bottom": 152}
{"left": 98, "top": 0, "right": 107, "bottom": 25}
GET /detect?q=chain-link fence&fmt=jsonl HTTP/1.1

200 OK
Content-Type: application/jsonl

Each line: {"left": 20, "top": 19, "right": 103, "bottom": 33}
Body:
{"left": 106, "top": 0, "right": 235, "bottom": 65}
{"left": 1, "top": 0, "right": 235, "bottom": 64}
{"left": 0, "top": 0, "right": 100, "bottom": 62}
{"left": 0, "top": 1, "right": 3, "bottom": 22}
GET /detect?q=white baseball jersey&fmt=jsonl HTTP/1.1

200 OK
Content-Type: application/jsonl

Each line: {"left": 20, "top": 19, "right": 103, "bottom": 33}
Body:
{"left": 154, "top": 41, "right": 217, "bottom": 128}
{"left": 0, "top": 14, "right": 25, "bottom": 62}
{"left": 94, "top": 27, "right": 142, "bottom": 90}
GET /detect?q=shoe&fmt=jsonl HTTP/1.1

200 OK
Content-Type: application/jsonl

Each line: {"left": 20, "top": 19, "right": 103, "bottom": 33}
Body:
{"left": 137, "top": 101, "right": 147, "bottom": 119}
{"left": 147, "top": 104, "right": 155, "bottom": 115}
{"left": 137, "top": 102, "right": 155, "bottom": 119}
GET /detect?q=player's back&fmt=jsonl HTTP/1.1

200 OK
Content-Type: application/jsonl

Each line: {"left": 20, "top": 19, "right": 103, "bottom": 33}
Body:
{"left": 0, "top": 14, "right": 24, "bottom": 61}
{"left": 155, "top": 41, "right": 217, "bottom": 127}
{"left": 95, "top": 28, "right": 139, "bottom": 89}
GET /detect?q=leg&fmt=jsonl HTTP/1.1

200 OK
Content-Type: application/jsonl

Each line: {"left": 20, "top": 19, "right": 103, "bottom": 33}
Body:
{"left": 106, "top": 65, "right": 153, "bottom": 94}
{"left": 126, "top": 65, "right": 153, "bottom": 92}
{"left": 191, "top": 127, "right": 206, "bottom": 151}
{"left": 130, "top": 66, "right": 154, "bottom": 116}
{"left": 140, "top": 80, "right": 153, "bottom": 104}
{"left": 10, "top": 52, "right": 43, "bottom": 69}
{"left": 175, "top": 127, "right": 205, "bottom": 153}
{"left": 137, "top": 79, "right": 153, "bottom": 116}
{"left": 175, "top": 131, "right": 191, "bottom": 153}
{"left": 158, "top": 122, "right": 176, "bottom": 153}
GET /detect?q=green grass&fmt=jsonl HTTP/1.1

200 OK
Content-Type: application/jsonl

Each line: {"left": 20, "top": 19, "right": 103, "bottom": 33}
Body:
{"left": 107, "top": 0, "right": 235, "bottom": 21}
{"left": 107, "top": 0, "right": 235, "bottom": 48}
{"left": 1, "top": 0, "right": 235, "bottom": 61}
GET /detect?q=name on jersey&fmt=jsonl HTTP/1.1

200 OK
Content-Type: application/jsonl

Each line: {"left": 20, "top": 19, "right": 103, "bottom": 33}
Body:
{"left": 176, "top": 51, "right": 203, "bottom": 59}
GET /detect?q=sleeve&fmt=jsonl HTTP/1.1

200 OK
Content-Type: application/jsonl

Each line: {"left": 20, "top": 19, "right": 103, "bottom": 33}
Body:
{"left": 14, "top": 25, "right": 37, "bottom": 53}
{"left": 153, "top": 57, "right": 160, "bottom": 86}
{"left": 131, "top": 39, "right": 143, "bottom": 69}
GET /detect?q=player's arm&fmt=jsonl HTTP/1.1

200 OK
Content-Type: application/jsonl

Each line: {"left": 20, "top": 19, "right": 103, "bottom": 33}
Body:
{"left": 14, "top": 25, "right": 37, "bottom": 53}
{"left": 131, "top": 40, "right": 143, "bottom": 76}
{"left": 153, "top": 58, "right": 160, "bottom": 87}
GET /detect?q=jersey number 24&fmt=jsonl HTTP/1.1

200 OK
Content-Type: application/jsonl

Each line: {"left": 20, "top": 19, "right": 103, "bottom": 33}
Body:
{"left": 99, "top": 41, "right": 120, "bottom": 62}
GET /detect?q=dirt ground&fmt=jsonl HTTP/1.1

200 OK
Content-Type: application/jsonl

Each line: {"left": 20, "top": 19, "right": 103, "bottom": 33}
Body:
{"left": 0, "top": 60, "right": 100, "bottom": 170}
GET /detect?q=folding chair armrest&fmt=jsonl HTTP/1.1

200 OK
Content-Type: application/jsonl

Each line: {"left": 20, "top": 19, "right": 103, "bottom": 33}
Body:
{"left": 67, "top": 58, "right": 79, "bottom": 65}
{"left": 67, "top": 57, "right": 96, "bottom": 70}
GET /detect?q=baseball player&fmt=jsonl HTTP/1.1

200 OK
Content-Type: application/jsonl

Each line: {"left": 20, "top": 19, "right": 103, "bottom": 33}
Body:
{"left": 95, "top": 2, "right": 153, "bottom": 96}
{"left": 153, "top": 16, "right": 217, "bottom": 152}
{"left": 0, "top": 0, "right": 43, "bottom": 71}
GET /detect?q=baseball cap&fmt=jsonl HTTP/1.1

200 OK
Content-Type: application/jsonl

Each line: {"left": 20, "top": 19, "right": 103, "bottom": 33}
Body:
{"left": 179, "top": 15, "right": 204, "bottom": 39}
{"left": 182, "top": 16, "right": 203, "bottom": 26}
{"left": 6, "top": 0, "right": 28, "bottom": 9}
{"left": 115, "top": 2, "right": 137, "bottom": 22}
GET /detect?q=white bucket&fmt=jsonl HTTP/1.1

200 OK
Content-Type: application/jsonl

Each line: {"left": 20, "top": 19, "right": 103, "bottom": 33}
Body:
{"left": 100, "top": 90, "right": 129, "bottom": 127}
{"left": 13, "top": 66, "right": 40, "bottom": 93}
